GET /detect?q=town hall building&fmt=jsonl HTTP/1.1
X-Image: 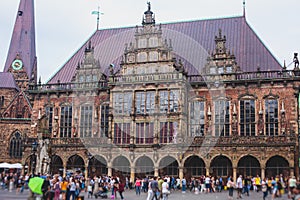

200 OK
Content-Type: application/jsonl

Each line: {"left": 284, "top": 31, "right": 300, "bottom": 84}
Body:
{"left": 0, "top": 0, "right": 299, "bottom": 182}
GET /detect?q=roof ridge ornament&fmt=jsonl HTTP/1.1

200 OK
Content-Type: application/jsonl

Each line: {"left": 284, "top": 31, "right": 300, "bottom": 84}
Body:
{"left": 142, "top": 1, "right": 155, "bottom": 25}
{"left": 147, "top": 1, "right": 151, "bottom": 11}
{"left": 243, "top": 0, "right": 246, "bottom": 17}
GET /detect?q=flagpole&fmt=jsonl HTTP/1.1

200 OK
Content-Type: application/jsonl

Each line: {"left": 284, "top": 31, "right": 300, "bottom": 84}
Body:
{"left": 97, "top": 6, "right": 100, "bottom": 30}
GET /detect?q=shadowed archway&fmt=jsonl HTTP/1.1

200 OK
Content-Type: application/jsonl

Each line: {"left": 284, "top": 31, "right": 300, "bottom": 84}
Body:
{"left": 50, "top": 155, "right": 63, "bottom": 175}
{"left": 159, "top": 156, "right": 179, "bottom": 177}
{"left": 266, "top": 156, "right": 290, "bottom": 178}
{"left": 112, "top": 156, "right": 130, "bottom": 180}
{"left": 237, "top": 155, "right": 261, "bottom": 177}
{"left": 184, "top": 156, "right": 206, "bottom": 179}
{"left": 66, "top": 154, "right": 85, "bottom": 175}
{"left": 210, "top": 155, "right": 233, "bottom": 177}
{"left": 88, "top": 155, "right": 107, "bottom": 178}
{"left": 135, "top": 156, "right": 154, "bottom": 178}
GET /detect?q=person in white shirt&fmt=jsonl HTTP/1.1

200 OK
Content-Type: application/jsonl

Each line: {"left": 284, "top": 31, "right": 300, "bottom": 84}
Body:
{"left": 162, "top": 179, "right": 169, "bottom": 200}
{"left": 147, "top": 179, "right": 153, "bottom": 200}
{"left": 236, "top": 175, "right": 243, "bottom": 199}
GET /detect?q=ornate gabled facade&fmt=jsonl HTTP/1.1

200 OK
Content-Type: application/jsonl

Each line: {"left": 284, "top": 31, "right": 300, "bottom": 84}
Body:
{"left": 1, "top": 2, "right": 300, "bottom": 183}
{"left": 204, "top": 29, "right": 240, "bottom": 78}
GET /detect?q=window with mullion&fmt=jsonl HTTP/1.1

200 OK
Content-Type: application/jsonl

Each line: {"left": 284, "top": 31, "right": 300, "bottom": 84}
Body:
{"left": 159, "top": 91, "right": 169, "bottom": 113}
{"left": 159, "top": 122, "right": 177, "bottom": 143}
{"left": 123, "top": 92, "right": 132, "bottom": 115}
{"left": 170, "top": 90, "right": 179, "bottom": 112}
{"left": 240, "top": 100, "right": 256, "bottom": 136}
{"left": 136, "top": 123, "right": 145, "bottom": 144}
{"left": 60, "top": 106, "right": 72, "bottom": 137}
{"left": 80, "top": 105, "right": 93, "bottom": 137}
{"left": 100, "top": 104, "right": 109, "bottom": 137}
{"left": 114, "top": 123, "right": 130, "bottom": 144}
{"left": 146, "top": 92, "right": 155, "bottom": 114}
{"left": 136, "top": 91, "right": 155, "bottom": 115}
{"left": 113, "top": 93, "right": 132, "bottom": 116}
{"left": 159, "top": 90, "right": 179, "bottom": 113}
{"left": 136, "top": 123, "right": 154, "bottom": 144}
{"left": 136, "top": 92, "right": 145, "bottom": 114}
{"left": 189, "top": 101, "right": 205, "bottom": 136}
{"left": 9, "top": 132, "right": 23, "bottom": 158}
{"left": 265, "top": 99, "right": 278, "bottom": 136}
{"left": 113, "top": 93, "right": 122, "bottom": 115}
{"left": 214, "top": 100, "right": 230, "bottom": 136}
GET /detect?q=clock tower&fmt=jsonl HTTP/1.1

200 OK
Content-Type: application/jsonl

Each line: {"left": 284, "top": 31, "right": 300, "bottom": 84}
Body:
{"left": 3, "top": 0, "right": 37, "bottom": 90}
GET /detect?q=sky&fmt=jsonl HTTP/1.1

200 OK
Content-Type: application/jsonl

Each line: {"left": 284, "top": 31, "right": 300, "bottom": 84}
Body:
{"left": 0, "top": 0, "right": 299, "bottom": 83}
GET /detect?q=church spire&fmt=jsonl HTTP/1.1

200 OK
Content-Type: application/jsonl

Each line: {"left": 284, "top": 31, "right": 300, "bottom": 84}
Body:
{"left": 3, "top": 0, "right": 37, "bottom": 84}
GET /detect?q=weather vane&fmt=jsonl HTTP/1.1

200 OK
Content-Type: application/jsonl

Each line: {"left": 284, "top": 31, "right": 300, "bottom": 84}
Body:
{"left": 92, "top": 6, "right": 104, "bottom": 30}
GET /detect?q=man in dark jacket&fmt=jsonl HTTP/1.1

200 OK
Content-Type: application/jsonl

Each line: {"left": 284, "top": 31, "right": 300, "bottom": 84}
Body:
{"left": 41, "top": 175, "right": 51, "bottom": 200}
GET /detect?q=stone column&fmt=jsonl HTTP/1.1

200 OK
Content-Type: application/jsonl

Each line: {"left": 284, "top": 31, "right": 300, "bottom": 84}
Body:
{"left": 179, "top": 167, "right": 184, "bottom": 186}
{"left": 21, "top": 164, "right": 25, "bottom": 175}
{"left": 290, "top": 168, "right": 295, "bottom": 177}
{"left": 85, "top": 164, "right": 89, "bottom": 179}
{"left": 107, "top": 165, "right": 112, "bottom": 177}
{"left": 233, "top": 167, "right": 237, "bottom": 182}
{"left": 154, "top": 167, "right": 159, "bottom": 177}
{"left": 261, "top": 168, "right": 265, "bottom": 180}
{"left": 206, "top": 167, "right": 210, "bottom": 176}
{"left": 130, "top": 167, "right": 135, "bottom": 183}
{"left": 63, "top": 164, "right": 67, "bottom": 178}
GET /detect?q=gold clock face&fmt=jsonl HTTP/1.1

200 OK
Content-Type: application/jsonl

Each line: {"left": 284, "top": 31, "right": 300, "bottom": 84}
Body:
{"left": 12, "top": 59, "right": 23, "bottom": 70}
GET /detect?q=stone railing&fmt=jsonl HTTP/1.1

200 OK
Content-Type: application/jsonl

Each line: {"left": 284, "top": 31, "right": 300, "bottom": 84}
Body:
{"left": 187, "top": 70, "right": 297, "bottom": 83}
{"left": 28, "top": 81, "right": 108, "bottom": 93}
{"left": 24, "top": 137, "right": 111, "bottom": 148}
{"left": 189, "top": 135, "right": 296, "bottom": 147}
{"left": 110, "top": 72, "right": 185, "bottom": 84}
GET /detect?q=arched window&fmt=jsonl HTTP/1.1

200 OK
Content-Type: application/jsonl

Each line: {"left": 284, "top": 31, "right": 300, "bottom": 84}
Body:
{"left": 9, "top": 132, "right": 23, "bottom": 158}
{"left": 214, "top": 100, "right": 230, "bottom": 136}
{"left": 240, "top": 99, "right": 256, "bottom": 136}
{"left": 189, "top": 101, "right": 205, "bottom": 137}
{"left": 100, "top": 104, "right": 109, "bottom": 137}
{"left": 60, "top": 105, "right": 72, "bottom": 137}
{"left": 265, "top": 98, "right": 278, "bottom": 136}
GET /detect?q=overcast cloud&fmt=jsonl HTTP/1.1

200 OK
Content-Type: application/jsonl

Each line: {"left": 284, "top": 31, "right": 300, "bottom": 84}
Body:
{"left": 0, "top": 0, "right": 299, "bottom": 82}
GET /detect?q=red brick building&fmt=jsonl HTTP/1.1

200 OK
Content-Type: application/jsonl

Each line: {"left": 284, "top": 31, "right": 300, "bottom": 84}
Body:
{"left": 1, "top": 1, "right": 299, "bottom": 181}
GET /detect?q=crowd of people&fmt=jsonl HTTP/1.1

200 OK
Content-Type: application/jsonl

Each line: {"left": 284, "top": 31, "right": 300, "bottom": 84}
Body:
{"left": 1, "top": 171, "right": 300, "bottom": 200}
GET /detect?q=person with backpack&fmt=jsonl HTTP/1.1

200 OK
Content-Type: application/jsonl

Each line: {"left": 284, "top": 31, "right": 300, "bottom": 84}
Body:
{"left": 151, "top": 177, "right": 159, "bottom": 200}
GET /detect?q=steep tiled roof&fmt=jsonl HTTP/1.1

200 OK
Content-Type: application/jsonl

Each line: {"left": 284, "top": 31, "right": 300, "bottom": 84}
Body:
{"left": 48, "top": 16, "right": 282, "bottom": 84}
{"left": 3, "top": 0, "right": 37, "bottom": 81}
{"left": 0, "top": 73, "right": 19, "bottom": 90}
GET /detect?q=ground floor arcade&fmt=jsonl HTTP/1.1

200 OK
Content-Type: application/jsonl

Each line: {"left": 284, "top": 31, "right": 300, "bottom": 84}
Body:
{"left": 23, "top": 151, "right": 294, "bottom": 182}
